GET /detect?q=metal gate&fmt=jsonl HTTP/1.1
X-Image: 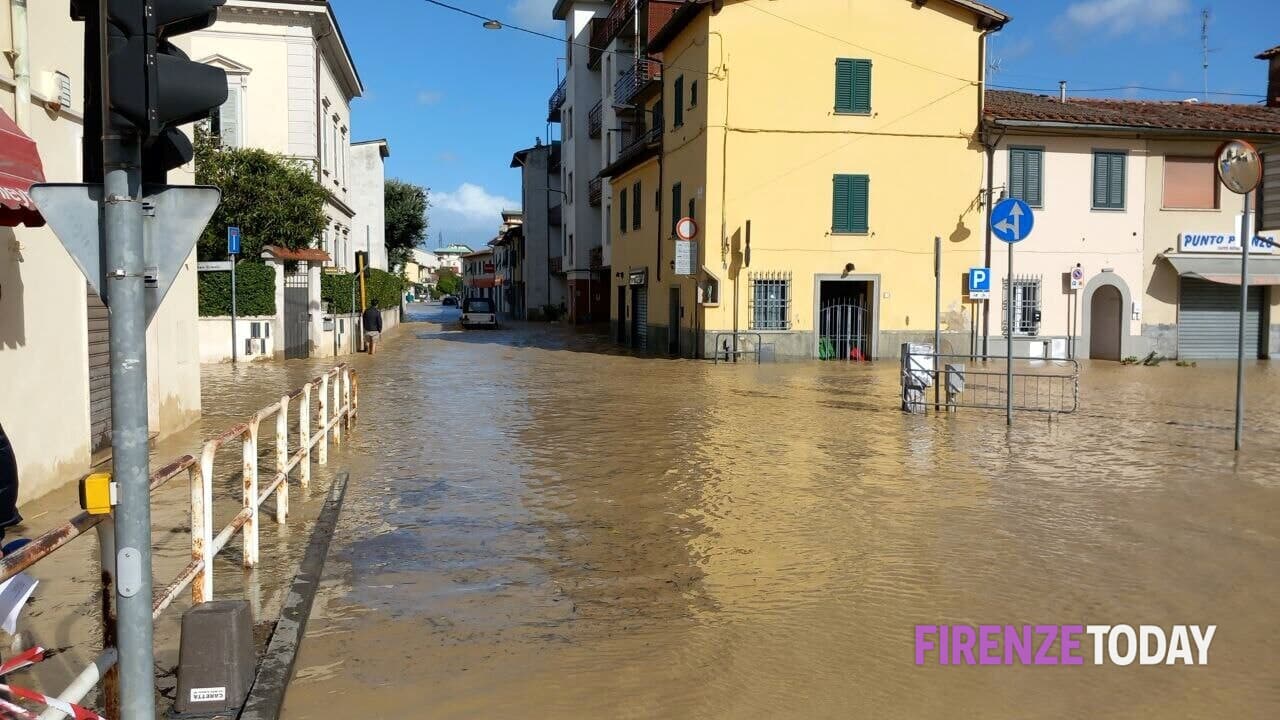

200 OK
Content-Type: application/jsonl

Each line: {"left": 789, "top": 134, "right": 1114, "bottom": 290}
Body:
{"left": 86, "top": 285, "right": 112, "bottom": 452}
{"left": 284, "top": 272, "right": 310, "bottom": 359}
{"left": 818, "top": 301, "right": 871, "bottom": 361}
{"left": 632, "top": 286, "right": 648, "bottom": 350}
{"left": 1178, "top": 278, "right": 1263, "bottom": 359}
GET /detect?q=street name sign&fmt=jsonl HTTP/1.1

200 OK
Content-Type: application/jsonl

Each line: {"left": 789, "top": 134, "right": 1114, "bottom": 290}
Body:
{"left": 197, "top": 261, "right": 233, "bottom": 272}
{"left": 991, "top": 198, "right": 1034, "bottom": 243}
{"left": 967, "top": 267, "right": 990, "bottom": 299}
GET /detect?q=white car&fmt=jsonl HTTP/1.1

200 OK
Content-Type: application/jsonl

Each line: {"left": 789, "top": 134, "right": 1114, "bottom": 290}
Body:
{"left": 461, "top": 298, "right": 498, "bottom": 329}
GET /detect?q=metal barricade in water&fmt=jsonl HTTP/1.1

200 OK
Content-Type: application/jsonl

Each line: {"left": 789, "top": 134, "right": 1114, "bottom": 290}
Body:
{"left": 0, "top": 364, "right": 358, "bottom": 719}
{"left": 900, "top": 345, "right": 1079, "bottom": 416}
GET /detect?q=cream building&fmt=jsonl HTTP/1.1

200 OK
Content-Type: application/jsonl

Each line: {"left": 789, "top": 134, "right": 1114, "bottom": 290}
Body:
{"left": 185, "top": 0, "right": 365, "bottom": 270}
{"left": 0, "top": 1, "right": 202, "bottom": 502}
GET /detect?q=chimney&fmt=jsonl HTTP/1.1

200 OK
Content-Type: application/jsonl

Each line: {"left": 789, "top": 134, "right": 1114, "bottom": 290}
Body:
{"left": 1059, "top": 80, "right": 1067, "bottom": 103}
{"left": 1260, "top": 45, "right": 1280, "bottom": 107}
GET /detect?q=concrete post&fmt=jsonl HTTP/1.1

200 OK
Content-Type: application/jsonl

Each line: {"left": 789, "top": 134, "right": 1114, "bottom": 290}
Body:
{"left": 307, "top": 260, "right": 324, "bottom": 357}
{"left": 267, "top": 257, "right": 286, "bottom": 359}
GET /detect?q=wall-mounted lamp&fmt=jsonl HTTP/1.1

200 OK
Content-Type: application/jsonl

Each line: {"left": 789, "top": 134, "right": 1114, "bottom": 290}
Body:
{"left": 841, "top": 262, "right": 855, "bottom": 278}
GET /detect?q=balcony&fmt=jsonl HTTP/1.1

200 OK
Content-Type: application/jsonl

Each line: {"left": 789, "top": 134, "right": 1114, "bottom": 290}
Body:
{"left": 590, "top": 246, "right": 604, "bottom": 270}
{"left": 548, "top": 77, "right": 567, "bottom": 122}
{"left": 606, "top": 0, "right": 639, "bottom": 42}
{"left": 588, "top": 100, "right": 602, "bottom": 138}
{"left": 587, "top": 18, "right": 608, "bottom": 70}
{"left": 549, "top": 256, "right": 564, "bottom": 274}
{"left": 613, "top": 57, "right": 661, "bottom": 109}
{"left": 588, "top": 177, "right": 602, "bottom": 207}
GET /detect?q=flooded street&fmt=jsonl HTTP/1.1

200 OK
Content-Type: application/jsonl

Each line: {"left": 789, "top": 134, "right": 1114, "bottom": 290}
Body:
{"left": 266, "top": 305, "right": 1280, "bottom": 719}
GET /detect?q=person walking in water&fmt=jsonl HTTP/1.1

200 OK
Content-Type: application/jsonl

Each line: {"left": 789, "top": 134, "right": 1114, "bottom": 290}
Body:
{"left": 362, "top": 300, "right": 384, "bottom": 356}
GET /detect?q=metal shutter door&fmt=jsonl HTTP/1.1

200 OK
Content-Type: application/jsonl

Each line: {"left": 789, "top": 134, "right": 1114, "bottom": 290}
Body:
{"left": 87, "top": 285, "right": 112, "bottom": 452}
{"left": 1178, "top": 278, "right": 1263, "bottom": 359}
{"left": 635, "top": 287, "right": 648, "bottom": 350}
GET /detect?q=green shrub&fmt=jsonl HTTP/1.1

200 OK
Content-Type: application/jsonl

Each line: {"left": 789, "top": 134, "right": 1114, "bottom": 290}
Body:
{"left": 322, "top": 268, "right": 406, "bottom": 314}
{"left": 197, "top": 261, "right": 276, "bottom": 317}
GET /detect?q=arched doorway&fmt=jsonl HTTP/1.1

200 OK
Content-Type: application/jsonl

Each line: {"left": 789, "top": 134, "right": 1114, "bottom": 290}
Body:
{"left": 1090, "top": 285, "right": 1123, "bottom": 360}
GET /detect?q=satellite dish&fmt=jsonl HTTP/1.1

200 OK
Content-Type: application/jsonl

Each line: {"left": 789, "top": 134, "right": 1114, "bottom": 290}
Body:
{"left": 1216, "top": 140, "right": 1262, "bottom": 195}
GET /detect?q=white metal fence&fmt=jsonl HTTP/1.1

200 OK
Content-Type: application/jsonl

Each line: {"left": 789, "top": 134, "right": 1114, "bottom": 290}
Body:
{"left": 0, "top": 364, "right": 358, "bottom": 719}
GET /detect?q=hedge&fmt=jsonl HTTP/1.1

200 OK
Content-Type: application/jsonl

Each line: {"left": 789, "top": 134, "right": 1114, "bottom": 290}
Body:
{"left": 198, "top": 261, "right": 276, "bottom": 317}
{"left": 322, "top": 268, "right": 405, "bottom": 314}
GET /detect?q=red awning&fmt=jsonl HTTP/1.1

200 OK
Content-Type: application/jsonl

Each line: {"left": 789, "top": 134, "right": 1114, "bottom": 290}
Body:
{"left": 0, "top": 109, "right": 45, "bottom": 227}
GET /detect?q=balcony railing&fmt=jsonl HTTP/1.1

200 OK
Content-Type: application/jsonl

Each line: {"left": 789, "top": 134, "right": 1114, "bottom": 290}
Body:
{"left": 605, "top": 0, "right": 639, "bottom": 43}
{"left": 548, "top": 77, "right": 567, "bottom": 122}
{"left": 550, "top": 256, "right": 564, "bottom": 274}
{"left": 590, "top": 246, "right": 604, "bottom": 270}
{"left": 614, "top": 57, "right": 660, "bottom": 108}
{"left": 588, "top": 100, "right": 602, "bottom": 138}
{"left": 588, "top": 18, "right": 608, "bottom": 69}
{"left": 588, "top": 177, "right": 602, "bottom": 206}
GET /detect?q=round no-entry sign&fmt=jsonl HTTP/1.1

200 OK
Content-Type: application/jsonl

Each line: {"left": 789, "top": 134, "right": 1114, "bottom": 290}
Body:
{"left": 676, "top": 216, "right": 698, "bottom": 241}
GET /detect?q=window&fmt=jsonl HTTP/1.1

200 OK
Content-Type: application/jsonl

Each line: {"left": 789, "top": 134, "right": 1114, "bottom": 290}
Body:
{"left": 1163, "top": 156, "right": 1219, "bottom": 210}
{"left": 566, "top": 107, "right": 573, "bottom": 140}
{"left": 835, "top": 58, "right": 872, "bottom": 114}
{"left": 749, "top": 272, "right": 792, "bottom": 331}
{"left": 671, "top": 182, "right": 682, "bottom": 235}
{"left": 832, "top": 174, "right": 870, "bottom": 233}
{"left": 567, "top": 172, "right": 574, "bottom": 204}
{"left": 674, "top": 76, "right": 684, "bottom": 128}
{"left": 211, "top": 83, "right": 243, "bottom": 148}
{"left": 1092, "top": 151, "right": 1127, "bottom": 210}
{"left": 620, "top": 187, "right": 628, "bottom": 232}
{"left": 688, "top": 197, "right": 696, "bottom": 222}
{"left": 321, "top": 98, "right": 330, "bottom": 173}
{"left": 1008, "top": 147, "right": 1043, "bottom": 207}
{"left": 632, "top": 181, "right": 641, "bottom": 230}
{"left": 691, "top": 80, "right": 698, "bottom": 108}
{"left": 1003, "top": 276, "right": 1042, "bottom": 336}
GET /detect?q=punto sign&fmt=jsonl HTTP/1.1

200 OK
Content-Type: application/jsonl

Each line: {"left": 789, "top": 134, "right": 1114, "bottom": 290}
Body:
{"left": 1179, "top": 231, "right": 1277, "bottom": 254}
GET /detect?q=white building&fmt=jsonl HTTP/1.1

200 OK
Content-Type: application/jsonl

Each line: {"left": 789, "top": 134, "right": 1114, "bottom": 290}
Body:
{"left": 349, "top": 139, "right": 390, "bottom": 270}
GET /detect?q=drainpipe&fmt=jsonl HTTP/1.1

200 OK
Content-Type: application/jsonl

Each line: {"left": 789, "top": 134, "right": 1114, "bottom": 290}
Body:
{"left": 10, "top": 0, "right": 30, "bottom": 130}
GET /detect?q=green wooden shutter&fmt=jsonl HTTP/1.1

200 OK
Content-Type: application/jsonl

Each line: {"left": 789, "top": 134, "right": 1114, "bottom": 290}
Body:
{"left": 1108, "top": 153, "right": 1125, "bottom": 208}
{"left": 620, "top": 188, "right": 627, "bottom": 231}
{"left": 674, "top": 76, "right": 684, "bottom": 127}
{"left": 836, "top": 59, "right": 871, "bottom": 113}
{"left": 1009, "top": 149, "right": 1026, "bottom": 202}
{"left": 1092, "top": 153, "right": 1110, "bottom": 208}
{"left": 671, "top": 183, "right": 682, "bottom": 235}
{"left": 632, "top": 182, "right": 641, "bottom": 229}
{"left": 849, "top": 175, "right": 869, "bottom": 232}
{"left": 1093, "top": 152, "right": 1126, "bottom": 209}
{"left": 1025, "top": 149, "right": 1043, "bottom": 207}
{"left": 833, "top": 175, "right": 852, "bottom": 231}
{"left": 833, "top": 174, "right": 869, "bottom": 233}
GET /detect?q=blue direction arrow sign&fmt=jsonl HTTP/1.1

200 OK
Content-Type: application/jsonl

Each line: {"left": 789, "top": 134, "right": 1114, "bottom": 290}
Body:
{"left": 227, "top": 226, "right": 241, "bottom": 255}
{"left": 991, "top": 198, "right": 1034, "bottom": 244}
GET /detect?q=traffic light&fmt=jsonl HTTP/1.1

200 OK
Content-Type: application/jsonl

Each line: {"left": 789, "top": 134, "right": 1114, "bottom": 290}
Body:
{"left": 72, "top": 0, "right": 229, "bottom": 183}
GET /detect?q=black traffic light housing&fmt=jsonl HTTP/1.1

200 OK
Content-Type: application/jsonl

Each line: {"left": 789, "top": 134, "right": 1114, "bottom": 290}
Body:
{"left": 73, "top": 0, "right": 228, "bottom": 183}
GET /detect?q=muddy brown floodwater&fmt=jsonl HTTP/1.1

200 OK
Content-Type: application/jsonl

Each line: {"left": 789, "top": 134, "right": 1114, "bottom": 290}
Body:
{"left": 267, "top": 304, "right": 1280, "bottom": 719}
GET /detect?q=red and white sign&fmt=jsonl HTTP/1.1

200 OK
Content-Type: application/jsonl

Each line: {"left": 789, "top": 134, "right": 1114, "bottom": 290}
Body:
{"left": 483, "top": 262, "right": 495, "bottom": 274}
{"left": 676, "top": 217, "right": 698, "bottom": 241}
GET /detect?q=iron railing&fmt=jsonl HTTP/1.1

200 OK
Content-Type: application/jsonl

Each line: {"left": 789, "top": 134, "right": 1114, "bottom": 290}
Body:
{"left": 590, "top": 246, "right": 604, "bottom": 269}
{"left": 614, "top": 58, "right": 660, "bottom": 108}
{"left": 548, "top": 77, "right": 567, "bottom": 122}
{"left": 714, "top": 332, "right": 765, "bottom": 364}
{"left": 604, "top": 0, "right": 639, "bottom": 45}
{"left": 588, "top": 100, "right": 603, "bottom": 138}
{"left": 901, "top": 351, "right": 1079, "bottom": 415}
{"left": 549, "top": 256, "right": 564, "bottom": 274}
{"left": 0, "top": 365, "right": 358, "bottom": 719}
{"left": 588, "top": 177, "right": 603, "bottom": 207}
{"left": 587, "top": 18, "right": 608, "bottom": 69}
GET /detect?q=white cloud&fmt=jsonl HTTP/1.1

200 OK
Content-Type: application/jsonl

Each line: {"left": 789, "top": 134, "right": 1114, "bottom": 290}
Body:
{"left": 434, "top": 183, "right": 518, "bottom": 229}
{"left": 508, "top": 0, "right": 558, "bottom": 32}
{"left": 1061, "top": 0, "right": 1190, "bottom": 35}
{"left": 417, "top": 90, "right": 443, "bottom": 106}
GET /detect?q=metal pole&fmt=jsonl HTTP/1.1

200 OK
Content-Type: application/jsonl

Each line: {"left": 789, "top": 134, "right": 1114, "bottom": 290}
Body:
{"left": 983, "top": 141, "right": 996, "bottom": 356}
{"left": 934, "top": 236, "right": 941, "bottom": 411}
{"left": 1235, "top": 192, "right": 1252, "bottom": 451}
{"left": 230, "top": 254, "right": 237, "bottom": 363}
{"left": 1006, "top": 242, "right": 1014, "bottom": 426}
{"left": 96, "top": 519, "right": 118, "bottom": 720}
{"left": 103, "top": 127, "right": 155, "bottom": 719}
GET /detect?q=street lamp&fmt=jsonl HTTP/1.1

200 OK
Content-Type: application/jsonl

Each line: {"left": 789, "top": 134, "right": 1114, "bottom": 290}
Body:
{"left": 483, "top": 19, "right": 502, "bottom": 30}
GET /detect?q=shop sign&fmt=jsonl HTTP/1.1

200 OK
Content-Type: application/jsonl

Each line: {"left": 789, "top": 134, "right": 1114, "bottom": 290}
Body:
{"left": 1179, "top": 231, "right": 1276, "bottom": 254}
{"left": 628, "top": 268, "right": 648, "bottom": 286}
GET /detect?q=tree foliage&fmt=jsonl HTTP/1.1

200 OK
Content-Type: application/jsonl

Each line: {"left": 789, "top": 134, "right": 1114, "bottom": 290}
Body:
{"left": 194, "top": 127, "right": 329, "bottom": 262}
{"left": 197, "top": 261, "right": 276, "bottom": 317}
{"left": 435, "top": 268, "right": 463, "bottom": 297}
{"left": 385, "top": 179, "right": 429, "bottom": 269}
{"left": 322, "top": 268, "right": 406, "bottom": 314}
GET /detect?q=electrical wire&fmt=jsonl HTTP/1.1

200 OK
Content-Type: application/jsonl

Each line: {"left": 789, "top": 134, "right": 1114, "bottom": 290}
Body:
{"left": 420, "top": 0, "right": 722, "bottom": 80}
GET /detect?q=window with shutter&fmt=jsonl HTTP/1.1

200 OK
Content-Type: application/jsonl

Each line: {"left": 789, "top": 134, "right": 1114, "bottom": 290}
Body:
{"left": 671, "top": 183, "right": 682, "bottom": 235}
{"left": 1008, "top": 147, "right": 1043, "bottom": 207}
{"left": 1093, "top": 151, "right": 1126, "bottom": 210}
{"left": 832, "top": 174, "right": 869, "bottom": 233}
{"left": 632, "top": 181, "right": 641, "bottom": 229}
{"left": 835, "top": 58, "right": 872, "bottom": 114}
{"left": 216, "top": 84, "right": 243, "bottom": 148}
{"left": 620, "top": 187, "right": 627, "bottom": 232}
{"left": 674, "top": 76, "right": 684, "bottom": 127}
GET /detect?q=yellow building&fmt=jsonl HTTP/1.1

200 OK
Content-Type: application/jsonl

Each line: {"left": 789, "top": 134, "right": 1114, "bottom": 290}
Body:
{"left": 605, "top": 0, "right": 1008, "bottom": 359}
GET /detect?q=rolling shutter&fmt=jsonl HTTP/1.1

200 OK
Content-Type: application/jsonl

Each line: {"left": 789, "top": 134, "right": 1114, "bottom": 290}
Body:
{"left": 87, "top": 285, "right": 112, "bottom": 453}
{"left": 835, "top": 59, "right": 871, "bottom": 113}
{"left": 833, "top": 174, "right": 869, "bottom": 233}
{"left": 635, "top": 287, "right": 648, "bottom": 349}
{"left": 1177, "top": 277, "right": 1263, "bottom": 359}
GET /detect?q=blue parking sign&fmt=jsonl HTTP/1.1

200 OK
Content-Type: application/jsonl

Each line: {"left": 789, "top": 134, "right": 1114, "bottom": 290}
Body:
{"left": 227, "top": 226, "right": 241, "bottom": 255}
{"left": 968, "top": 267, "right": 991, "bottom": 299}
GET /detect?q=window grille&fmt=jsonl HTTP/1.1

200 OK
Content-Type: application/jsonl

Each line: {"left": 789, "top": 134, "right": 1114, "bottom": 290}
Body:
{"left": 749, "top": 272, "right": 792, "bottom": 331}
{"left": 1002, "top": 275, "right": 1042, "bottom": 336}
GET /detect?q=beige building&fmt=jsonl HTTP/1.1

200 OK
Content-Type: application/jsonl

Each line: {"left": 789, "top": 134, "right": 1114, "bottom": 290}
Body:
{"left": 0, "top": 1, "right": 202, "bottom": 501}
{"left": 185, "top": 0, "right": 365, "bottom": 270}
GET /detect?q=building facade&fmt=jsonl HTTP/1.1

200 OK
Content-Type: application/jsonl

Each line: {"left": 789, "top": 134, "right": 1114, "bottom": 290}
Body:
{"left": 511, "top": 141, "right": 567, "bottom": 319}
{"left": 187, "top": 0, "right": 365, "bottom": 270}
{"left": 608, "top": 0, "right": 1007, "bottom": 359}
{"left": 349, "top": 138, "right": 390, "bottom": 271}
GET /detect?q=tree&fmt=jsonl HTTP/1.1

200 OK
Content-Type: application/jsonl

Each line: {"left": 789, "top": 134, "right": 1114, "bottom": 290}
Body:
{"left": 194, "top": 127, "right": 328, "bottom": 261}
{"left": 436, "top": 268, "right": 462, "bottom": 297}
{"left": 385, "top": 178, "right": 429, "bottom": 269}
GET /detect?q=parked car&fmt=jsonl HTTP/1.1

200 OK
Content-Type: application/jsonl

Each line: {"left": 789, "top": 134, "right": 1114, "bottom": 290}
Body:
{"left": 461, "top": 298, "right": 498, "bottom": 329}
{"left": 441, "top": 296, "right": 458, "bottom": 307}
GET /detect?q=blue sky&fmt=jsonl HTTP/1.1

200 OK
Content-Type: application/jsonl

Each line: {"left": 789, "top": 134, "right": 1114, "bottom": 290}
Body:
{"left": 330, "top": 0, "right": 1280, "bottom": 249}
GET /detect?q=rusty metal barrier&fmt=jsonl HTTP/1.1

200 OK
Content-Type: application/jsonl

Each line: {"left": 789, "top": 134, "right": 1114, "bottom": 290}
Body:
{"left": 0, "top": 364, "right": 357, "bottom": 720}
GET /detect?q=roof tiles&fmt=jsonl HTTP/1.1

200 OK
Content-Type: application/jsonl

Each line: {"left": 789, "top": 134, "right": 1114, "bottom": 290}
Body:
{"left": 984, "top": 90, "right": 1280, "bottom": 136}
